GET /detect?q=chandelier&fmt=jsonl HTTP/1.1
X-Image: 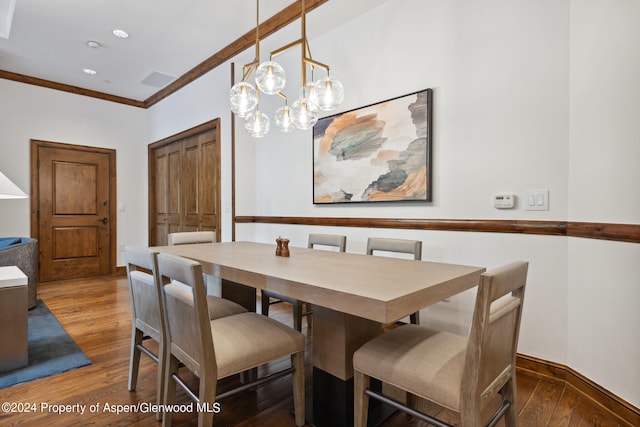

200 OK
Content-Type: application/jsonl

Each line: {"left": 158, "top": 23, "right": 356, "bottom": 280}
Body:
{"left": 230, "top": 0, "right": 344, "bottom": 138}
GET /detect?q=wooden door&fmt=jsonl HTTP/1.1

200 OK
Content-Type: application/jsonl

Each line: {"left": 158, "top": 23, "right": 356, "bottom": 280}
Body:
{"left": 31, "top": 140, "right": 116, "bottom": 282}
{"left": 153, "top": 141, "right": 182, "bottom": 243}
{"left": 183, "top": 132, "right": 218, "bottom": 232}
{"left": 149, "top": 120, "right": 220, "bottom": 246}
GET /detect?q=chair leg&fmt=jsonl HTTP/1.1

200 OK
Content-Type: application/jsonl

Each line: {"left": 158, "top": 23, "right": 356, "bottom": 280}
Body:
{"left": 354, "top": 370, "right": 370, "bottom": 427}
{"left": 197, "top": 372, "right": 217, "bottom": 427}
{"left": 501, "top": 376, "right": 518, "bottom": 427}
{"left": 261, "top": 293, "right": 271, "bottom": 317}
{"left": 305, "top": 303, "right": 313, "bottom": 328}
{"left": 292, "top": 301, "right": 302, "bottom": 332}
{"left": 162, "top": 356, "right": 180, "bottom": 427}
{"left": 410, "top": 311, "right": 420, "bottom": 325}
{"left": 156, "top": 339, "right": 167, "bottom": 421}
{"left": 292, "top": 352, "right": 305, "bottom": 426}
{"left": 128, "top": 328, "right": 143, "bottom": 391}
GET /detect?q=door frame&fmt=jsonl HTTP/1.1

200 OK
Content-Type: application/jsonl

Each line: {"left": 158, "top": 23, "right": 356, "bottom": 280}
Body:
{"left": 147, "top": 119, "right": 221, "bottom": 245}
{"left": 30, "top": 139, "right": 117, "bottom": 278}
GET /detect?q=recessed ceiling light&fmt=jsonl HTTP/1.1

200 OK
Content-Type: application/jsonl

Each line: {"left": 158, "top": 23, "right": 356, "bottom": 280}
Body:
{"left": 87, "top": 40, "right": 101, "bottom": 49}
{"left": 112, "top": 29, "right": 129, "bottom": 39}
{"left": 83, "top": 68, "right": 97, "bottom": 75}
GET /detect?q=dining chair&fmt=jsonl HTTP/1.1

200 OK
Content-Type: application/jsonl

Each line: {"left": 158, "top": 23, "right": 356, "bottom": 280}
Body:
{"left": 166, "top": 232, "right": 248, "bottom": 318}
{"left": 168, "top": 231, "right": 256, "bottom": 312}
{"left": 261, "top": 233, "right": 347, "bottom": 331}
{"left": 125, "top": 246, "right": 166, "bottom": 421}
{"left": 168, "top": 231, "right": 220, "bottom": 296}
{"left": 353, "top": 261, "right": 529, "bottom": 427}
{"left": 125, "top": 245, "right": 248, "bottom": 421}
{"left": 157, "top": 252, "right": 305, "bottom": 427}
{"left": 366, "top": 237, "right": 422, "bottom": 324}
{"left": 167, "top": 231, "right": 216, "bottom": 246}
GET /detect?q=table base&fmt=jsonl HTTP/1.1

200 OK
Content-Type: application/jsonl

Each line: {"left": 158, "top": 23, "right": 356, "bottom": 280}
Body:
{"left": 311, "top": 367, "right": 393, "bottom": 427}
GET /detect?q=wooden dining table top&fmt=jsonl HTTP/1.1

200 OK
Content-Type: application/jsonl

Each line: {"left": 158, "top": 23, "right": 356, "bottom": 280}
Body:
{"left": 154, "top": 241, "right": 485, "bottom": 324}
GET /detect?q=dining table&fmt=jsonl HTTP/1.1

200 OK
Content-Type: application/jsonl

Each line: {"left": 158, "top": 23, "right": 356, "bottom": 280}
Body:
{"left": 154, "top": 240, "right": 485, "bottom": 427}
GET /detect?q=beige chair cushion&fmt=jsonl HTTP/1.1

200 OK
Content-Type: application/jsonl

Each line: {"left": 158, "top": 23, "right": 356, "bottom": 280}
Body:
{"left": 353, "top": 324, "right": 466, "bottom": 411}
{"left": 211, "top": 312, "right": 305, "bottom": 378}
{"left": 165, "top": 280, "right": 247, "bottom": 320}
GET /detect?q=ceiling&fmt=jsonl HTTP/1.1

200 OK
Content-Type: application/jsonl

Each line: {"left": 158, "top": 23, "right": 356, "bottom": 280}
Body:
{"left": 0, "top": 0, "right": 386, "bottom": 106}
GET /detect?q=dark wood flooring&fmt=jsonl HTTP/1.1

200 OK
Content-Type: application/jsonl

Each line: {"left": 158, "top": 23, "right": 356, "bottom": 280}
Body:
{"left": 0, "top": 275, "right": 627, "bottom": 426}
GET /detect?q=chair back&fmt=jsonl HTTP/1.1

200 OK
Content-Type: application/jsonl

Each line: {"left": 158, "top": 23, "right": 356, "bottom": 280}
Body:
{"left": 366, "top": 237, "right": 422, "bottom": 260}
{"left": 308, "top": 233, "right": 347, "bottom": 252}
{"left": 168, "top": 231, "right": 215, "bottom": 246}
{"left": 461, "top": 261, "right": 528, "bottom": 411}
{"left": 157, "top": 253, "right": 216, "bottom": 379}
{"left": 125, "top": 246, "right": 163, "bottom": 342}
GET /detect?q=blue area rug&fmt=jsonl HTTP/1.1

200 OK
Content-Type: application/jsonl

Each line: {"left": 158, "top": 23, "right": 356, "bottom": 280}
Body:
{"left": 0, "top": 300, "right": 91, "bottom": 388}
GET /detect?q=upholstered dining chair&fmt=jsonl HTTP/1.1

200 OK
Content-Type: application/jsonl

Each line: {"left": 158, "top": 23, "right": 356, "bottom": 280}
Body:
{"left": 167, "top": 233, "right": 248, "bottom": 318}
{"left": 125, "top": 246, "right": 166, "bottom": 421}
{"left": 125, "top": 246, "right": 247, "bottom": 421}
{"left": 261, "top": 233, "right": 347, "bottom": 331}
{"left": 168, "top": 231, "right": 219, "bottom": 296}
{"left": 157, "top": 252, "right": 305, "bottom": 427}
{"left": 366, "top": 237, "right": 422, "bottom": 324}
{"left": 168, "top": 231, "right": 256, "bottom": 312}
{"left": 353, "top": 261, "right": 529, "bottom": 427}
{"left": 167, "top": 231, "right": 216, "bottom": 246}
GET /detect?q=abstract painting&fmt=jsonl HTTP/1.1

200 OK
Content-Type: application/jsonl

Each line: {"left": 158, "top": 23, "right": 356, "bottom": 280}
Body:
{"left": 313, "top": 89, "right": 432, "bottom": 204}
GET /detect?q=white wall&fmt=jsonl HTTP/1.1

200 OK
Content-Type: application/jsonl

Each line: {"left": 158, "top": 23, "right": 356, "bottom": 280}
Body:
{"left": 567, "top": 0, "right": 640, "bottom": 405}
{"left": 2, "top": 0, "right": 637, "bottom": 409}
{"left": 0, "top": 79, "right": 149, "bottom": 266}
{"left": 229, "top": 0, "right": 638, "bottom": 407}
{"left": 239, "top": 0, "right": 573, "bottom": 360}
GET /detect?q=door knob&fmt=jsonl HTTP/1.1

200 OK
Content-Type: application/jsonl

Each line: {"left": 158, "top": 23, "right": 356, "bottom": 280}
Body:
{"left": 100, "top": 217, "right": 109, "bottom": 225}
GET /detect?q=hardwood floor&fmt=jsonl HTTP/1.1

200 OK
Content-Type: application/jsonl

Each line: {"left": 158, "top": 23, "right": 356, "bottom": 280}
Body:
{"left": 0, "top": 274, "right": 627, "bottom": 426}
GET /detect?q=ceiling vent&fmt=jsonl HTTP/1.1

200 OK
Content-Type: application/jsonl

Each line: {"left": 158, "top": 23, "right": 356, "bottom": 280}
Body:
{"left": 140, "top": 71, "right": 176, "bottom": 88}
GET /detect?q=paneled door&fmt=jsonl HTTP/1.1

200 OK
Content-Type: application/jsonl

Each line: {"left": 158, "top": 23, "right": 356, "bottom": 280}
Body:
{"left": 31, "top": 140, "right": 116, "bottom": 282}
{"left": 149, "top": 120, "right": 220, "bottom": 246}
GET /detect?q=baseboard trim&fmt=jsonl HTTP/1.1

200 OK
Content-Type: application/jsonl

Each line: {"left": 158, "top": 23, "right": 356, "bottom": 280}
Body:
{"left": 516, "top": 354, "right": 639, "bottom": 427}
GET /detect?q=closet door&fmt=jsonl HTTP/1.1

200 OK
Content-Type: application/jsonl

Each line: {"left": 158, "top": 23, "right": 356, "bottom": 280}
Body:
{"left": 152, "top": 141, "right": 182, "bottom": 245}
{"left": 182, "top": 132, "right": 217, "bottom": 232}
{"left": 149, "top": 120, "right": 220, "bottom": 246}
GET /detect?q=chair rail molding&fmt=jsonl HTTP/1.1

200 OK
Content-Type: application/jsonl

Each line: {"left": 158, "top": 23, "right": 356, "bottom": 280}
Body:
{"left": 234, "top": 216, "right": 640, "bottom": 244}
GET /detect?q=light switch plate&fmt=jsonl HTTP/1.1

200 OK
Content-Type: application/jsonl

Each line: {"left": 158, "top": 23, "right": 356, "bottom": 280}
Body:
{"left": 525, "top": 189, "right": 549, "bottom": 211}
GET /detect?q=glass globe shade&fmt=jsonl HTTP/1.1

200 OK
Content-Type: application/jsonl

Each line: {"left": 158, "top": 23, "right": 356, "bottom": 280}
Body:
{"left": 255, "top": 61, "right": 286, "bottom": 95}
{"left": 244, "top": 110, "right": 270, "bottom": 138}
{"left": 291, "top": 97, "right": 320, "bottom": 130}
{"left": 275, "top": 106, "right": 295, "bottom": 132}
{"left": 229, "top": 82, "right": 257, "bottom": 117}
{"left": 314, "top": 76, "right": 344, "bottom": 111}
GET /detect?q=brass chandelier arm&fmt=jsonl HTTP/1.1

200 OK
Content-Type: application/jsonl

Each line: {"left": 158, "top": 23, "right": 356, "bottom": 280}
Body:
{"left": 270, "top": 42, "right": 330, "bottom": 72}
{"left": 304, "top": 58, "right": 329, "bottom": 71}
{"left": 241, "top": 62, "right": 259, "bottom": 82}
{"left": 271, "top": 38, "right": 303, "bottom": 57}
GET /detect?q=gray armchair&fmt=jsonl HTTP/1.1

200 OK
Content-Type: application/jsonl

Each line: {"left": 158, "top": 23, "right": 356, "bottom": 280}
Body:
{"left": 0, "top": 237, "right": 38, "bottom": 309}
